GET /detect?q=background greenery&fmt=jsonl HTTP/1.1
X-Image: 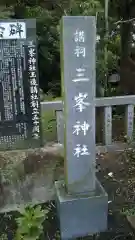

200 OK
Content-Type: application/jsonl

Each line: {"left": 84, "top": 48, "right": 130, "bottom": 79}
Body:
{"left": 0, "top": 0, "right": 134, "bottom": 97}
{"left": 0, "top": 0, "right": 135, "bottom": 97}
{"left": 0, "top": 0, "right": 135, "bottom": 141}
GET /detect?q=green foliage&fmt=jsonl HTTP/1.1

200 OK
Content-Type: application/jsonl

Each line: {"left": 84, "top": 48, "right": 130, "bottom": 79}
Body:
{"left": 0, "top": 5, "right": 14, "bottom": 18}
{"left": 15, "top": 204, "right": 49, "bottom": 240}
{"left": 79, "top": 0, "right": 104, "bottom": 16}
{"left": 122, "top": 207, "right": 135, "bottom": 216}
{"left": 0, "top": 234, "right": 8, "bottom": 240}
{"left": 0, "top": 0, "right": 122, "bottom": 96}
{"left": 72, "top": 0, "right": 120, "bottom": 91}
{"left": 118, "top": 136, "right": 135, "bottom": 164}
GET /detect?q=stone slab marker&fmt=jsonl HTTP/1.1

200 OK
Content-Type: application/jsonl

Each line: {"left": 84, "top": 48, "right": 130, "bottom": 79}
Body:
{"left": 0, "top": 19, "right": 42, "bottom": 150}
{"left": 55, "top": 16, "right": 108, "bottom": 240}
{"left": 61, "top": 15, "right": 96, "bottom": 194}
{"left": 125, "top": 105, "right": 134, "bottom": 140}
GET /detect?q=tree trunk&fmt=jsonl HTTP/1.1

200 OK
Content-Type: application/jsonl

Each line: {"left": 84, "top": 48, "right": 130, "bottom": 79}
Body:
{"left": 119, "top": 0, "right": 134, "bottom": 94}
{"left": 120, "top": 0, "right": 132, "bottom": 58}
{"left": 121, "top": 22, "right": 131, "bottom": 59}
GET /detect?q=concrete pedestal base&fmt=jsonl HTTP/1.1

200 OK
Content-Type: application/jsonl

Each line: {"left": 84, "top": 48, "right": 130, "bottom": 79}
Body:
{"left": 55, "top": 178, "right": 108, "bottom": 239}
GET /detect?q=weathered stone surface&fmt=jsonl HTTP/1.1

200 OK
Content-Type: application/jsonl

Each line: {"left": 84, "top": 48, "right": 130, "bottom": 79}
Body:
{"left": 61, "top": 16, "right": 96, "bottom": 193}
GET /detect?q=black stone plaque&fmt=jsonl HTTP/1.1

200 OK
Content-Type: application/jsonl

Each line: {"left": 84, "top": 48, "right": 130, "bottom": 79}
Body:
{"left": 0, "top": 19, "right": 42, "bottom": 150}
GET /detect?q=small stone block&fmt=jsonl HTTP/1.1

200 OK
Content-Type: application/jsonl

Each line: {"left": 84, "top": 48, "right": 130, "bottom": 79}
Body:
{"left": 55, "top": 178, "right": 108, "bottom": 239}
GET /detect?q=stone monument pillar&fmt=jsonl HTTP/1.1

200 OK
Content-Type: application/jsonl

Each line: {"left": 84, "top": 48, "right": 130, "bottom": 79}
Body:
{"left": 55, "top": 16, "right": 108, "bottom": 240}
